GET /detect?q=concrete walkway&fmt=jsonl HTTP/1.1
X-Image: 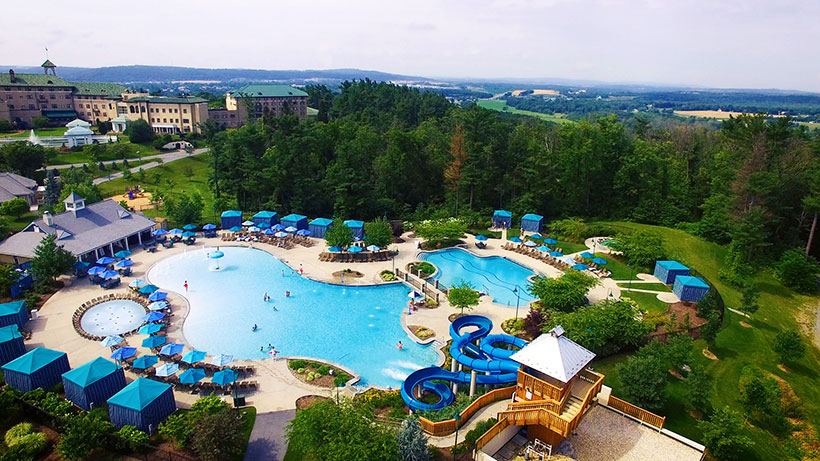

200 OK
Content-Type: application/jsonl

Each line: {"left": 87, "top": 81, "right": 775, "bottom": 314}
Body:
{"left": 427, "top": 399, "right": 510, "bottom": 447}
{"left": 244, "top": 409, "right": 295, "bottom": 461}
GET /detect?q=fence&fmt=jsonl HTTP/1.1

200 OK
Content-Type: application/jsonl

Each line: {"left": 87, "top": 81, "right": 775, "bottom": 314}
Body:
{"left": 418, "top": 386, "right": 516, "bottom": 436}
{"left": 607, "top": 396, "right": 666, "bottom": 430}
{"left": 394, "top": 268, "right": 447, "bottom": 303}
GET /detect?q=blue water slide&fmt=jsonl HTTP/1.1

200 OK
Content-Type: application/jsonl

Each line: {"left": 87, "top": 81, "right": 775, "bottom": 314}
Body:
{"left": 401, "top": 315, "right": 528, "bottom": 411}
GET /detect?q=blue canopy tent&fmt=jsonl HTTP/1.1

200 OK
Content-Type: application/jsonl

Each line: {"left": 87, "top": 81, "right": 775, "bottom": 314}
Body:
{"left": 309, "top": 218, "right": 333, "bottom": 239}
{"left": 520, "top": 213, "right": 544, "bottom": 233}
{"left": 62, "top": 357, "right": 126, "bottom": 410}
{"left": 344, "top": 220, "right": 365, "bottom": 241}
{"left": 281, "top": 214, "right": 308, "bottom": 231}
{"left": 2, "top": 347, "right": 70, "bottom": 392}
{"left": 0, "top": 300, "right": 28, "bottom": 329}
{"left": 492, "top": 210, "right": 512, "bottom": 229}
{"left": 673, "top": 276, "right": 710, "bottom": 303}
{"left": 253, "top": 211, "right": 278, "bottom": 228}
{"left": 107, "top": 378, "right": 176, "bottom": 433}
{"left": 11, "top": 272, "right": 32, "bottom": 299}
{"left": 0, "top": 325, "right": 25, "bottom": 366}
{"left": 220, "top": 210, "right": 243, "bottom": 230}
{"left": 654, "top": 260, "right": 690, "bottom": 285}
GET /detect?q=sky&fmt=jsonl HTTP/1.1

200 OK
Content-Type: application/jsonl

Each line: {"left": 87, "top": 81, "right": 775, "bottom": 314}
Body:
{"left": 3, "top": 0, "right": 819, "bottom": 92}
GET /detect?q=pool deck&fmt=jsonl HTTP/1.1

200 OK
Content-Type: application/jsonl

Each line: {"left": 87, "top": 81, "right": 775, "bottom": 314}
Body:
{"left": 30, "top": 232, "right": 618, "bottom": 415}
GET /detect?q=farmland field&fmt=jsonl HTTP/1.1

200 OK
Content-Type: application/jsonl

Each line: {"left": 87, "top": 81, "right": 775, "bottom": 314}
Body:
{"left": 511, "top": 89, "right": 560, "bottom": 96}
{"left": 478, "top": 99, "right": 573, "bottom": 124}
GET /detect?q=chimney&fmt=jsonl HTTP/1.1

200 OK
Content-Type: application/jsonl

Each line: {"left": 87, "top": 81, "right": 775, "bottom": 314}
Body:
{"left": 43, "top": 211, "right": 53, "bottom": 227}
{"left": 8, "top": 69, "right": 15, "bottom": 83}
{"left": 549, "top": 326, "right": 565, "bottom": 338}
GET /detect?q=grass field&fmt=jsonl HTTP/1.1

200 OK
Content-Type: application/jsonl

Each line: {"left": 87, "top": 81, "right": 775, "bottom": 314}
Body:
{"left": 511, "top": 89, "right": 560, "bottom": 96}
{"left": 592, "top": 221, "right": 820, "bottom": 459}
{"left": 5, "top": 212, "right": 39, "bottom": 233}
{"left": 477, "top": 99, "right": 573, "bottom": 124}
{"left": 620, "top": 290, "right": 670, "bottom": 314}
{"left": 592, "top": 253, "right": 640, "bottom": 280}
{"left": 58, "top": 159, "right": 152, "bottom": 179}
{"left": 618, "top": 282, "right": 671, "bottom": 292}
{"left": 0, "top": 127, "right": 75, "bottom": 138}
{"left": 48, "top": 142, "right": 154, "bottom": 165}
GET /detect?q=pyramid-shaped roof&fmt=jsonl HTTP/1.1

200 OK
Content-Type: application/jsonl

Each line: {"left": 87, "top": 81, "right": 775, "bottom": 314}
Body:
{"left": 0, "top": 325, "right": 22, "bottom": 343}
{"left": 41, "top": 59, "right": 56, "bottom": 68}
{"left": 0, "top": 300, "right": 26, "bottom": 318}
{"left": 64, "top": 192, "right": 84, "bottom": 204}
{"left": 510, "top": 326, "right": 595, "bottom": 383}
{"left": 62, "top": 357, "right": 121, "bottom": 387}
{"left": 2, "top": 347, "right": 66, "bottom": 375}
{"left": 107, "top": 377, "right": 171, "bottom": 411}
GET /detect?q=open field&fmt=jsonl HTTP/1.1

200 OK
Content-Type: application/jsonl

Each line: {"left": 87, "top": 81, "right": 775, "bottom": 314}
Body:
{"left": 478, "top": 99, "right": 573, "bottom": 124}
{"left": 673, "top": 109, "right": 787, "bottom": 119}
{"left": 511, "top": 89, "right": 560, "bottom": 96}
{"left": 0, "top": 127, "right": 78, "bottom": 138}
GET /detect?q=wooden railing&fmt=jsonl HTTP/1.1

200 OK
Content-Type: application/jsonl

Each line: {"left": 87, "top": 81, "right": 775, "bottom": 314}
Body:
{"left": 507, "top": 399, "right": 560, "bottom": 413}
{"left": 419, "top": 386, "right": 516, "bottom": 436}
{"left": 475, "top": 417, "right": 511, "bottom": 452}
{"left": 608, "top": 396, "right": 666, "bottom": 430}
{"left": 517, "top": 370, "right": 564, "bottom": 401}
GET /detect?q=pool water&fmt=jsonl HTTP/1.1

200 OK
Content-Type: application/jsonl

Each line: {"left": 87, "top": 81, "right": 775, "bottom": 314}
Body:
{"left": 147, "top": 247, "right": 438, "bottom": 388}
{"left": 81, "top": 300, "right": 145, "bottom": 336}
{"left": 419, "top": 248, "right": 537, "bottom": 306}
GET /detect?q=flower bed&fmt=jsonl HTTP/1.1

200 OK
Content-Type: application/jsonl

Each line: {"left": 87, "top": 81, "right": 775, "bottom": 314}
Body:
{"left": 287, "top": 359, "right": 351, "bottom": 387}
{"left": 408, "top": 325, "right": 435, "bottom": 340}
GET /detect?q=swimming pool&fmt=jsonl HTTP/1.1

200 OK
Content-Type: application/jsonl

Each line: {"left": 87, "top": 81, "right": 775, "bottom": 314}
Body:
{"left": 419, "top": 248, "right": 537, "bottom": 306}
{"left": 146, "top": 247, "right": 438, "bottom": 388}
{"left": 81, "top": 300, "right": 146, "bottom": 336}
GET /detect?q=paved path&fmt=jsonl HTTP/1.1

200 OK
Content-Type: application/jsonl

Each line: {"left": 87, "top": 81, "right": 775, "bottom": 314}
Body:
{"left": 427, "top": 399, "right": 510, "bottom": 447}
{"left": 244, "top": 410, "right": 295, "bottom": 461}
{"left": 91, "top": 148, "right": 208, "bottom": 185}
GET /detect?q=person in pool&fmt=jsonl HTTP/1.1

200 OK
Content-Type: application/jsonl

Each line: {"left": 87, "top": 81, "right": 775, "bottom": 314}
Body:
{"left": 252, "top": 324, "right": 258, "bottom": 331}
{"left": 397, "top": 341, "right": 403, "bottom": 350}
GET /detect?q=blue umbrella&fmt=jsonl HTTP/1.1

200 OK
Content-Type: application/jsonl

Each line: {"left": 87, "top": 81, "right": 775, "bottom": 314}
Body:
{"left": 537, "top": 245, "right": 551, "bottom": 252}
{"left": 114, "top": 250, "right": 132, "bottom": 258}
{"left": 523, "top": 240, "right": 537, "bottom": 247}
{"left": 115, "top": 259, "right": 133, "bottom": 268}
{"left": 549, "top": 251, "right": 563, "bottom": 257}
{"left": 160, "top": 343, "right": 184, "bottom": 356}
{"left": 138, "top": 323, "right": 163, "bottom": 335}
{"left": 580, "top": 251, "right": 594, "bottom": 259}
{"left": 142, "top": 335, "right": 166, "bottom": 348}
{"left": 148, "top": 301, "right": 168, "bottom": 311}
{"left": 73, "top": 261, "right": 90, "bottom": 269}
{"left": 257, "top": 222, "right": 270, "bottom": 229}
{"left": 202, "top": 223, "right": 216, "bottom": 230}
{"left": 247, "top": 226, "right": 260, "bottom": 233}
{"left": 328, "top": 246, "right": 342, "bottom": 252}
{"left": 544, "top": 238, "right": 558, "bottom": 245}
{"left": 155, "top": 363, "right": 179, "bottom": 377}
{"left": 210, "top": 354, "right": 233, "bottom": 367}
{"left": 284, "top": 226, "right": 297, "bottom": 233}
{"left": 132, "top": 355, "right": 158, "bottom": 369}
{"left": 366, "top": 245, "right": 380, "bottom": 251}
{"left": 408, "top": 291, "right": 423, "bottom": 299}
{"left": 129, "top": 279, "right": 147, "bottom": 288}
{"left": 347, "top": 245, "right": 362, "bottom": 253}
{"left": 179, "top": 368, "right": 206, "bottom": 384}
{"left": 572, "top": 263, "right": 589, "bottom": 271}
{"left": 153, "top": 229, "right": 168, "bottom": 236}
{"left": 100, "top": 335, "right": 124, "bottom": 347}
{"left": 169, "top": 228, "right": 183, "bottom": 235}
{"left": 183, "top": 224, "right": 197, "bottom": 230}
{"left": 209, "top": 251, "right": 224, "bottom": 259}
{"left": 475, "top": 234, "right": 488, "bottom": 241}
{"left": 139, "top": 284, "right": 159, "bottom": 294}
{"left": 242, "top": 220, "right": 255, "bottom": 226}
{"left": 262, "top": 228, "right": 275, "bottom": 235}
{"left": 592, "top": 257, "right": 608, "bottom": 265}
{"left": 96, "top": 256, "right": 116, "bottom": 265}
{"left": 530, "top": 233, "right": 543, "bottom": 239}
{"left": 111, "top": 347, "right": 136, "bottom": 361}
{"left": 182, "top": 231, "right": 196, "bottom": 238}
{"left": 88, "top": 266, "right": 106, "bottom": 275}
{"left": 272, "top": 224, "right": 285, "bottom": 231}
{"left": 229, "top": 226, "right": 243, "bottom": 232}
{"left": 102, "top": 270, "right": 120, "bottom": 279}
{"left": 143, "top": 311, "right": 165, "bottom": 322}
{"left": 297, "top": 229, "right": 311, "bottom": 236}
{"left": 212, "top": 369, "right": 237, "bottom": 385}
{"left": 274, "top": 231, "right": 288, "bottom": 238}
{"left": 181, "top": 350, "right": 207, "bottom": 364}
{"left": 148, "top": 291, "right": 168, "bottom": 302}
{"left": 509, "top": 237, "right": 523, "bottom": 243}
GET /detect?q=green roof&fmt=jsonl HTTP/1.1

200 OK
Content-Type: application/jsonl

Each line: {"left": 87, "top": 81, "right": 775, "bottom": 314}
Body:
{"left": 41, "top": 60, "right": 56, "bottom": 68}
{"left": 126, "top": 96, "right": 207, "bottom": 104}
{"left": 0, "top": 325, "right": 22, "bottom": 344}
{"left": 0, "top": 300, "right": 25, "bottom": 317}
{"left": 62, "top": 357, "right": 121, "bottom": 387}
{"left": 2, "top": 347, "right": 66, "bottom": 374}
{"left": 107, "top": 377, "right": 171, "bottom": 411}
{"left": 72, "top": 81, "right": 128, "bottom": 97}
{"left": 229, "top": 84, "right": 308, "bottom": 98}
{"left": 0, "top": 73, "right": 72, "bottom": 87}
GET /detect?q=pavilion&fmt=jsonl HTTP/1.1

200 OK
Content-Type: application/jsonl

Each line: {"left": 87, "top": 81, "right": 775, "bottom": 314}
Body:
{"left": 0, "top": 325, "right": 25, "bottom": 366}
{"left": 62, "top": 357, "right": 126, "bottom": 410}
{"left": 2, "top": 347, "right": 70, "bottom": 392}
{"left": 107, "top": 377, "right": 176, "bottom": 433}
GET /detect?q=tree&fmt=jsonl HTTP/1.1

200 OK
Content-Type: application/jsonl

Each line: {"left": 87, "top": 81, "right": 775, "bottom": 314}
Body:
{"left": 325, "top": 218, "right": 354, "bottom": 248}
{"left": 445, "top": 124, "right": 467, "bottom": 215}
{"left": 164, "top": 192, "right": 204, "bottom": 226}
{"left": 31, "top": 234, "right": 76, "bottom": 284}
{"left": 0, "top": 198, "right": 29, "bottom": 219}
{"left": 44, "top": 169, "right": 61, "bottom": 207}
{"left": 607, "top": 231, "right": 665, "bottom": 271}
{"left": 0, "top": 142, "right": 48, "bottom": 177}
{"left": 546, "top": 299, "right": 649, "bottom": 356}
{"left": 364, "top": 218, "right": 393, "bottom": 248}
{"left": 190, "top": 408, "right": 245, "bottom": 461}
{"left": 0, "top": 264, "right": 18, "bottom": 298}
{"left": 772, "top": 329, "right": 806, "bottom": 365}
{"left": 739, "top": 368, "right": 781, "bottom": 419}
{"left": 698, "top": 407, "right": 753, "bottom": 460}
{"left": 413, "top": 220, "right": 466, "bottom": 245}
{"left": 56, "top": 413, "right": 114, "bottom": 460}
{"left": 687, "top": 365, "right": 712, "bottom": 412}
{"left": 617, "top": 352, "right": 668, "bottom": 412}
{"left": 158, "top": 412, "right": 193, "bottom": 449}
{"left": 774, "top": 249, "right": 820, "bottom": 294}
{"left": 0, "top": 120, "right": 13, "bottom": 132}
{"left": 447, "top": 282, "right": 480, "bottom": 315}
{"left": 738, "top": 281, "right": 759, "bottom": 317}
{"left": 126, "top": 119, "right": 154, "bottom": 144}
{"left": 528, "top": 271, "right": 598, "bottom": 313}
{"left": 115, "top": 426, "right": 149, "bottom": 452}
{"left": 97, "top": 120, "right": 112, "bottom": 135}
{"left": 31, "top": 116, "right": 49, "bottom": 129}
{"left": 700, "top": 312, "right": 721, "bottom": 345}
{"left": 396, "top": 417, "right": 429, "bottom": 461}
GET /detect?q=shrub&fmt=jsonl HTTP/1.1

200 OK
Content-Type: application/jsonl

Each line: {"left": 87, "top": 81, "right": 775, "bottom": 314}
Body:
{"left": 159, "top": 412, "right": 193, "bottom": 449}
{"left": 549, "top": 218, "right": 589, "bottom": 243}
{"left": 116, "top": 425, "right": 149, "bottom": 452}
{"left": 190, "top": 408, "right": 245, "bottom": 461}
{"left": 773, "top": 329, "right": 806, "bottom": 365}
{"left": 464, "top": 418, "right": 497, "bottom": 449}
{"left": 617, "top": 352, "right": 667, "bottom": 412}
{"left": 4, "top": 423, "right": 47, "bottom": 460}
{"left": 607, "top": 231, "right": 666, "bottom": 272}
{"left": 316, "top": 365, "right": 331, "bottom": 376}
{"left": 56, "top": 413, "right": 114, "bottom": 460}
{"left": 5, "top": 422, "right": 34, "bottom": 445}
{"left": 774, "top": 249, "right": 820, "bottom": 294}
{"left": 289, "top": 359, "right": 306, "bottom": 369}
{"left": 334, "top": 372, "right": 351, "bottom": 387}
{"left": 698, "top": 406, "right": 753, "bottom": 460}
{"left": 297, "top": 368, "right": 305, "bottom": 374}
{"left": 529, "top": 271, "right": 598, "bottom": 313}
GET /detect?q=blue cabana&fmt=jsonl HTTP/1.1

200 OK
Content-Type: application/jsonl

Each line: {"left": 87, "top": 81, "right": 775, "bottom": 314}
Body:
{"left": 2, "top": 347, "right": 70, "bottom": 392}
{"left": 107, "top": 378, "right": 176, "bottom": 433}
{"left": 10, "top": 273, "right": 32, "bottom": 299}
{"left": 62, "top": 357, "right": 126, "bottom": 410}
{"left": 520, "top": 213, "right": 544, "bottom": 233}
{"left": 653, "top": 260, "right": 690, "bottom": 285}
{"left": 0, "top": 300, "right": 28, "bottom": 329}
{"left": 220, "top": 210, "right": 243, "bottom": 230}
{"left": 492, "top": 210, "right": 512, "bottom": 229}
{"left": 309, "top": 218, "right": 333, "bottom": 239}
{"left": 673, "top": 276, "right": 710, "bottom": 303}
{"left": 252, "top": 211, "right": 278, "bottom": 228}
{"left": 344, "top": 220, "right": 365, "bottom": 241}
{"left": 0, "top": 325, "right": 25, "bottom": 366}
{"left": 281, "top": 214, "right": 308, "bottom": 231}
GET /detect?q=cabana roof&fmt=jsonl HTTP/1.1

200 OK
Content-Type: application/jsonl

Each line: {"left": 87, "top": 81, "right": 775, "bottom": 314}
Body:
{"left": 2, "top": 347, "right": 66, "bottom": 374}
{"left": 0, "top": 300, "right": 25, "bottom": 317}
{"left": 221, "top": 210, "right": 242, "bottom": 218}
{"left": 310, "top": 218, "right": 333, "bottom": 226}
{"left": 281, "top": 213, "right": 306, "bottom": 221}
{"left": 253, "top": 211, "right": 277, "bottom": 218}
{"left": 344, "top": 220, "right": 364, "bottom": 227}
{"left": 510, "top": 326, "right": 595, "bottom": 383}
{"left": 107, "top": 377, "right": 171, "bottom": 411}
{"left": 493, "top": 210, "right": 512, "bottom": 218}
{"left": 675, "top": 275, "right": 709, "bottom": 288}
{"left": 656, "top": 260, "right": 689, "bottom": 271}
{"left": 521, "top": 213, "right": 543, "bottom": 221}
{"left": 62, "top": 357, "right": 121, "bottom": 387}
{"left": 0, "top": 325, "right": 22, "bottom": 343}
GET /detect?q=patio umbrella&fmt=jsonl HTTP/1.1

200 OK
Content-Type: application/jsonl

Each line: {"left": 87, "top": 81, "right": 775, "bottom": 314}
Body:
{"left": 101, "top": 270, "right": 120, "bottom": 279}
{"left": 366, "top": 245, "right": 380, "bottom": 251}
{"left": 297, "top": 229, "right": 311, "bottom": 236}
{"left": 182, "top": 350, "right": 207, "bottom": 364}
{"left": 160, "top": 343, "right": 184, "bottom": 356}
{"left": 73, "top": 261, "right": 90, "bottom": 269}
{"left": 262, "top": 228, "right": 275, "bottom": 235}
{"left": 183, "top": 224, "right": 197, "bottom": 230}
{"left": 115, "top": 259, "right": 133, "bottom": 268}
{"left": 408, "top": 291, "right": 423, "bottom": 299}
{"left": 138, "top": 323, "right": 163, "bottom": 335}
{"left": 210, "top": 354, "right": 233, "bottom": 367}
{"left": 241, "top": 220, "right": 253, "bottom": 226}
{"left": 96, "top": 256, "right": 116, "bottom": 265}
{"left": 274, "top": 232, "right": 288, "bottom": 238}
{"left": 549, "top": 251, "right": 563, "bottom": 257}
{"left": 169, "top": 228, "right": 183, "bottom": 235}
{"left": 139, "top": 284, "right": 159, "bottom": 294}
{"left": 142, "top": 335, "right": 166, "bottom": 348}
{"left": 153, "top": 229, "right": 168, "bottom": 236}
{"left": 132, "top": 355, "right": 158, "bottom": 369}
{"left": 523, "top": 240, "right": 537, "bottom": 247}
{"left": 100, "top": 335, "right": 124, "bottom": 347}
{"left": 530, "top": 233, "right": 543, "bottom": 239}
{"left": 572, "top": 263, "right": 589, "bottom": 271}
{"left": 202, "top": 223, "right": 216, "bottom": 230}
{"left": 272, "top": 224, "right": 285, "bottom": 231}
{"left": 475, "top": 234, "right": 488, "bottom": 241}
{"left": 110, "top": 347, "right": 136, "bottom": 361}
{"left": 509, "top": 237, "right": 523, "bottom": 243}
{"left": 592, "top": 257, "right": 608, "bottom": 265}
{"left": 182, "top": 231, "right": 196, "bottom": 238}
{"left": 148, "top": 291, "right": 168, "bottom": 302}
{"left": 347, "top": 245, "right": 362, "bottom": 253}
{"left": 212, "top": 369, "right": 237, "bottom": 385}
{"left": 179, "top": 368, "right": 206, "bottom": 384}
{"left": 580, "top": 251, "right": 594, "bottom": 259}
{"left": 148, "top": 301, "right": 168, "bottom": 311}
{"left": 544, "top": 238, "right": 558, "bottom": 245}
{"left": 209, "top": 251, "right": 224, "bottom": 259}
{"left": 328, "top": 246, "right": 342, "bottom": 252}
{"left": 155, "top": 363, "right": 179, "bottom": 377}
{"left": 284, "top": 226, "right": 297, "bottom": 233}
{"left": 537, "top": 245, "right": 551, "bottom": 252}
{"left": 114, "top": 250, "right": 132, "bottom": 258}
{"left": 129, "top": 279, "right": 147, "bottom": 288}
{"left": 229, "top": 226, "right": 243, "bottom": 232}
{"left": 247, "top": 227, "right": 260, "bottom": 233}
{"left": 142, "top": 311, "right": 165, "bottom": 322}
{"left": 561, "top": 256, "right": 577, "bottom": 265}
{"left": 88, "top": 266, "right": 106, "bottom": 275}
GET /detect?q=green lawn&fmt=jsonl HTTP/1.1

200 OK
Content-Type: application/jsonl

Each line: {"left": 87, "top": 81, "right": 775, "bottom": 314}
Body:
{"left": 58, "top": 159, "right": 151, "bottom": 179}
{"left": 590, "top": 253, "right": 640, "bottom": 280}
{"left": 618, "top": 282, "right": 671, "bottom": 292}
{"left": 235, "top": 406, "right": 257, "bottom": 461}
{"left": 592, "top": 221, "right": 820, "bottom": 459}
{"left": 620, "top": 290, "right": 670, "bottom": 314}
{"left": 48, "top": 142, "right": 155, "bottom": 165}
{"left": 6, "top": 212, "right": 39, "bottom": 233}
{"left": 554, "top": 240, "right": 587, "bottom": 254}
{"left": 0, "top": 127, "right": 75, "bottom": 138}
{"left": 477, "top": 100, "right": 574, "bottom": 124}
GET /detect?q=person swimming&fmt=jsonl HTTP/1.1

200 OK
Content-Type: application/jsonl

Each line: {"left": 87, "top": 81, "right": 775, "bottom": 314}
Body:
{"left": 252, "top": 324, "right": 258, "bottom": 331}
{"left": 263, "top": 292, "right": 269, "bottom": 302}
{"left": 397, "top": 341, "right": 403, "bottom": 350}
{"left": 285, "top": 291, "right": 291, "bottom": 297}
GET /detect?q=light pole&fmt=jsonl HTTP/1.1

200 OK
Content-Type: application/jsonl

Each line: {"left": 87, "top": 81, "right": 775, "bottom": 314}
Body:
{"left": 453, "top": 414, "right": 461, "bottom": 461}
{"left": 513, "top": 286, "right": 521, "bottom": 321}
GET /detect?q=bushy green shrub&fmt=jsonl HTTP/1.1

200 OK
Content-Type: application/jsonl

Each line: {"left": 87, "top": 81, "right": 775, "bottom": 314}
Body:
{"left": 296, "top": 367, "right": 305, "bottom": 374}
{"left": 334, "top": 372, "right": 351, "bottom": 387}
{"left": 159, "top": 412, "right": 193, "bottom": 449}
{"left": 116, "top": 425, "right": 149, "bottom": 452}
{"left": 289, "top": 359, "right": 306, "bottom": 369}
{"left": 774, "top": 249, "right": 820, "bottom": 294}
{"left": 4, "top": 423, "right": 47, "bottom": 460}
{"left": 316, "top": 365, "right": 331, "bottom": 376}
{"left": 465, "top": 418, "right": 497, "bottom": 448}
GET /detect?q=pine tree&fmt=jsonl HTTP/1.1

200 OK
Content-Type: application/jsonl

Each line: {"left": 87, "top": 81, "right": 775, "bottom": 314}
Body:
{"left": 396, "top": 417, "right": 430, "bottom": 461}
{"left": 44, "top": 169, "right": 61, "bottom": 206}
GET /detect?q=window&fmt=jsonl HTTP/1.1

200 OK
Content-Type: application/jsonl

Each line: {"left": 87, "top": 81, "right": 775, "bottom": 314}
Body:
{"left": 129, "top": 106, "right": 136, "bottom": 113}
{"left": 51, "top": 104, "right": 57, "bottom": 108}
{"left": 183, "top": 119, "right": 189, "bottom": 124}
{"left": 27, "top": 94, "right": 32, "bottom": 99}
{"left": 86, "top": 104, "right": 91, "bottom": 108}
{"left": 140, "top": 106, "right": 145, "bottom": 112}
{"left": 7, "top": 104, "right": 13, "bottom": 109}
{"left": 163, "top": 118, "right": 167, "bottom": 123}
{"left": 150, "top": 108, "right": 154, "bottom": 113}
{"left": 93, "top": 104, "right": 98, "bottom": 109}
{"left": 49, "top": 94, "right": 55, "bottom": 99}
{"left": 175, "top": 118, "right": 179, "bottom": 123}
{"left": 29, "top": 104, "right": 34, "bottom": 109}
{"left": 161, "top": 108, "right": 166, "bottom": 113}
{"left": 108, "top": 104, "right": 112, "bottom": 109}
{"left": 151, "top": 118, "right": 155, "bottom": 122}
{"left": 117, "top": 106, "right": 128, "bottom": 115}
{"left": 183, "top": 108, "right": 187, "bottom": 113}
{"left": 4, "top": 93, "right": 10, "bottom": 99}
{"left": 230, "top": 114, "right": 235, "bottom": 118}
